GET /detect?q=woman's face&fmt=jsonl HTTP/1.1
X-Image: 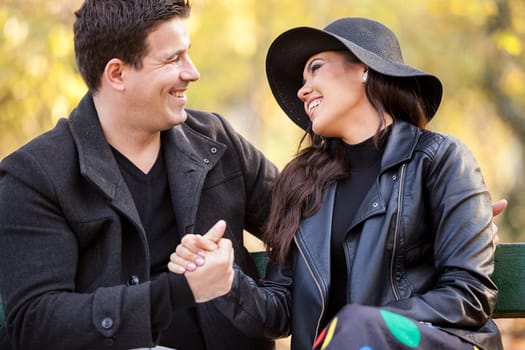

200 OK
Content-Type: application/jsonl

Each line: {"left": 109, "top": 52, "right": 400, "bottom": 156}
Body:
{"left": 297, "top": 51, "right": 375, "bottom": 144}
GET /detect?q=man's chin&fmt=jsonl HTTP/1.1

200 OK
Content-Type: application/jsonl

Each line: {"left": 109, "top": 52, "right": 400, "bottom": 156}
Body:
{"left": 168, "top": 110, "right": 188, "bottom": 127}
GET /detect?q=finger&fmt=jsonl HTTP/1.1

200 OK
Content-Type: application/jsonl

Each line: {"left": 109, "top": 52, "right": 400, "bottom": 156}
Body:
{"left": 173, "top": 246, "right": 204, "bottom": 269}
{"left": 226, "top": 243, "right": 235, "bottom": 287}
{"left": 229, "top": 245, "right": 234, "bottom": 266}
{"left": 202, "top": 220, "right": 227, "bottom": 243}
{"left": 492, "top": 199, "right": 508, "bottom": 217}
{"left": 492, "top": 223, "right": 500, "bottom": 246}
{"left": 216, "top": 237, "right": 232, "bottom": 251}
{"left": 217, "top": 238, "right": 234, "bottom": 265}
{"left": 181, "top": 234, "right": 215, "bottom": 255}
{"left": 195, "top": 235, "right": 219, "bottom": 252}
{"left": 167, "top": 261, "right": 186, "bottom": 274}
{"left": 170, "top": 252, "right": 200, "bottom": 271}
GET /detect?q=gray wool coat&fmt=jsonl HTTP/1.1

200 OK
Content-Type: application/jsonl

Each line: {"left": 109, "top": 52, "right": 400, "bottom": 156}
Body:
{"left": 0, "top": 93, "right": 278, "bottom": 350}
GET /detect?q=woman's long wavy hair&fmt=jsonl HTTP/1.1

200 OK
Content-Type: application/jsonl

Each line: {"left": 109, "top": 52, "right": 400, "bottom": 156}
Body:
{"left": 263, "top": 52, "right": 429, "bottom": 266}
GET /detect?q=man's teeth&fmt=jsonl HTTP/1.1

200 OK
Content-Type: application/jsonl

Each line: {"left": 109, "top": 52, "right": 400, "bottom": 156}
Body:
{"left": 170, "top": 91, "right": 184, "bottom": 97}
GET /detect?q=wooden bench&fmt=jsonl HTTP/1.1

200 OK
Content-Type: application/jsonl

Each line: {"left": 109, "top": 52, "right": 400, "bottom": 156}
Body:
{"left": 492, "top": 243, "right": 525, "bottom": 318}
{"left": 251, "top": 243, "right": 525, "bottom": 319}
{"left": 0, "top": 243, "right": 523, "bottom": 329}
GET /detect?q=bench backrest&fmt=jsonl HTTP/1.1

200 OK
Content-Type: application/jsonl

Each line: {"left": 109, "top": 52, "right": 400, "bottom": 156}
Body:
{"left": 251, "top": 243, "right": 525, "bottom": 319}
{"left": 0, "top": 243, "right": 522, "bottom": 330}
{"left": 492, "top": 243, "right": 525, "bottom": 318}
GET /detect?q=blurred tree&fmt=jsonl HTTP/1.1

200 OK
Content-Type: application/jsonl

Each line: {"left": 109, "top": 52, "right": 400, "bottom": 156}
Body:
{"left": 189, "top": 0, "right": 525, "bottom": 241}
{"left": 480, "top": 0, "right": 525, "bottom": 240}
{"left": 1, "top": 0, "right": 524, "bottom": 242}
{"left": 0, "top": 0, "right": 85, "bottom": 156}
{"left": 1, "top": 1, "right": 524, "bottom": 348}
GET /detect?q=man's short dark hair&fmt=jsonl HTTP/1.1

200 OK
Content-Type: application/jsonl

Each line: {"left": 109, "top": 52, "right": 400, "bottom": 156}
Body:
{"left": 73, "top": 0, "right": 191, "bottom": 92}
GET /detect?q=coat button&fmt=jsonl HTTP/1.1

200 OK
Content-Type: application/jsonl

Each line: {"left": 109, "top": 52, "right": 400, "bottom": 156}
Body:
{"left": 372, "top": 202, "right": 379, "bottom": 208}
{"left": 101, "top": 317, "right": 114, "bottom": 329}
{"left": 210, "top": 147, "right": 217, "bottom": 154}
{"left": 127, "top": 275, "right": 140, "bottom": 286}
{"left": 203, "top": 158, "right": 210, "bottom": 164}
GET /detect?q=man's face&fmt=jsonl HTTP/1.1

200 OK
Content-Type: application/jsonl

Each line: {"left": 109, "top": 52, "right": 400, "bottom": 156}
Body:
{"left": 123, "top": 17, "right": 200, "bottom": 133}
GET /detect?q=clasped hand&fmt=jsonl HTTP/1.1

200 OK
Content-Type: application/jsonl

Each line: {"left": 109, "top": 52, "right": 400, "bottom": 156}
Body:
{"left": 168, "top": 220, "right": 234, "bottom": 302}
{"left": 168, "top": 200, "right": 506, "bottom": 303}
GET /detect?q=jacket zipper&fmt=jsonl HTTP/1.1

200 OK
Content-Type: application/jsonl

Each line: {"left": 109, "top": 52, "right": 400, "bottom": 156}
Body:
{"left": 294, "top": 235, "right": 326, "bottom": 339}
{"left": 389, "top": 163, "right": 406, "bottom": 300}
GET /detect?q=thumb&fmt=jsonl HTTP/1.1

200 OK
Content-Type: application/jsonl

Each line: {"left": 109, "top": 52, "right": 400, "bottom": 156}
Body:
{"left": 202, "top": 220, "right": 226, "bottom": 243}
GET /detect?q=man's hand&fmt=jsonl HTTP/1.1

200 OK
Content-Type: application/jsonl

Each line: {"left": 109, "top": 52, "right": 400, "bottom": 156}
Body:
{"left": 184, "top": 236, "right": 234, "bottom": 302}
{"left": 168, "top": 220, "right": 234, "bottom": 302}
{"left": 168, "top": 220, "right": 225, "bottom": 273}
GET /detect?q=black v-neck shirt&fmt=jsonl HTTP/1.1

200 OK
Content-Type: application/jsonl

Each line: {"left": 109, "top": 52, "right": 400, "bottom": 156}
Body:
{"left": 113, "top": 148, "right": 178, "bottom": 274}
{"left": 113, "top": 147, "right": 205, "bottom": 349}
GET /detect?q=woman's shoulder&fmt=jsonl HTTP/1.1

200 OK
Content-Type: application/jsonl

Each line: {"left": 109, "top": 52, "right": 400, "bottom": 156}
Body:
{"left": 415, "top": 129, "right": 470, "bottom": 158}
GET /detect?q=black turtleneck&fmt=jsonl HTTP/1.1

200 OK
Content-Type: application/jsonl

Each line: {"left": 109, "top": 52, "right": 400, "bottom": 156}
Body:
{"left": 326, "top": 133, "right": 386, "bottom": 324}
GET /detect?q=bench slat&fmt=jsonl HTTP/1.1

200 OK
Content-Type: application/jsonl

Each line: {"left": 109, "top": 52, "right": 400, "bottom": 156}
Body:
{"left": 251, "top": 243, "right": 525, "bottom": 319}
{"left": 492, "top": 243, "right": 525, "bottom": 318}
{"left": 0, "top": 243, "right": 522, "bottom": 330}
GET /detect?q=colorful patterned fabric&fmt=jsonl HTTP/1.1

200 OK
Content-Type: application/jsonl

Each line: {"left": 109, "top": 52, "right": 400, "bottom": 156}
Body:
{"left": 313, "top": 304, "right": 475, "bottom": 350}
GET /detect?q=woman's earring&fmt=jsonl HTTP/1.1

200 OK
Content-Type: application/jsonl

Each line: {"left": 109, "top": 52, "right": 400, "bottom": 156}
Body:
{"left": 362, "top": 71, "right": 368, "bottom": 83}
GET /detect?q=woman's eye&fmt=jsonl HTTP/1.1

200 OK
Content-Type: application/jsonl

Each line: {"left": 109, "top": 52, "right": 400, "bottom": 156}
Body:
{"left": 311, "top": 62, "right": 322, "bottom": 72}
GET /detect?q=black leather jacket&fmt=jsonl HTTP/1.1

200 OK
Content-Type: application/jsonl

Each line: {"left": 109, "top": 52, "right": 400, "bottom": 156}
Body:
{"left": 213, "top": 120, "right": 502, "bottom": 350}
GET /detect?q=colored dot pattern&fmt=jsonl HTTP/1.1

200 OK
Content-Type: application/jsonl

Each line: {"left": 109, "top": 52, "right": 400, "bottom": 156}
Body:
{"left": 320, "top": 317, "right": 338, "bottom": 350}
{"left": 380, "top": 309, "right": 421, "bottom": 348}
{"left": 316, "top": 309, "right": 425, "bottom": 349}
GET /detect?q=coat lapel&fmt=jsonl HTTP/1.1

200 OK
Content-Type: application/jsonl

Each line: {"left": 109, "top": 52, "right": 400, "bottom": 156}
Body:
{"left": 68, "top": 94, "right": 143, "bottom": 231}
{"left": 68, "top": 95, "right": 227, "bottom": 240}
{"left": 295, "top": 185, "right": 336, "bottom": 295}
{"left": 349, "top": 120, "right": 421, "bottom": 231}
{"left": 349, "top": 181, "right": 386, "bottom": 231}
{"left": 163, "top": 123, "right": 226, "bottom": 236}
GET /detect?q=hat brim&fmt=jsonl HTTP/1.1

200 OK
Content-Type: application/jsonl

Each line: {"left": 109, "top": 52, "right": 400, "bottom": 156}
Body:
{"left": 266, "top": 27, "right": 443, "bottom": 130}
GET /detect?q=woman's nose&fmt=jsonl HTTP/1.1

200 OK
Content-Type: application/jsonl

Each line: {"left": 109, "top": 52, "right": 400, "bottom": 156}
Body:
{"left": 297, "top": 80, "right": 311, "bottom": 101}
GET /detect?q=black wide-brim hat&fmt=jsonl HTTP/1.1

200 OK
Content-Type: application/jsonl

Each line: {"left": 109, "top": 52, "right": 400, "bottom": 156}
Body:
{"left": 266, "top": 17, "right": 443, "bottom": 130}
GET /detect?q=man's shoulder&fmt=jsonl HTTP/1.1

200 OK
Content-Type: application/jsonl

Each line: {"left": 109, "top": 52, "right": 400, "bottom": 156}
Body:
{"left": 1, "top": 118, "right": 74, "bottom": 167}
{"left": 184, "top": 108, "right": 227, "bottom": 129}
{"left": 182, "top": 108, "right": 237, "bottom": 141}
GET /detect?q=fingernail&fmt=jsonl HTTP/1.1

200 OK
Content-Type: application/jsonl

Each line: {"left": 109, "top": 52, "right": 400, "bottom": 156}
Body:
{"left": 187, "top": 262, "right": 197, "bottom": 270}
{"left": 195, "top": 258, "right": 204, "bottom": 266}
{"left": 197, "top": 251, "right": 206, "bottom": 257}
{"left": 177, "top": 267, "right": 186, "bottom": 273}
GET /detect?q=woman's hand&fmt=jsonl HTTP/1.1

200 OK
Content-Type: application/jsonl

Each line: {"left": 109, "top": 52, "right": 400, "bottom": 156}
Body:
{"left": 168, "top": 220, "right": 225, "bottom": 274}
{"left": 492, "top": 199, "right": 507, "bottom": 247}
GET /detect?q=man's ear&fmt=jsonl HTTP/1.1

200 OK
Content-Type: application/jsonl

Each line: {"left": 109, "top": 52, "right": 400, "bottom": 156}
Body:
{"left": 102, "top": 58, "right": 126, "bottom": 91}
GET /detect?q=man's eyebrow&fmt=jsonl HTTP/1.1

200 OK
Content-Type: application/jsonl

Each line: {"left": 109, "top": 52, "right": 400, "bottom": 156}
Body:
{"left": 164, "top": 49, "right": 184, "bottom": 61}
{"left": 164, "top": 43, "right": 191, "bottom": 61}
